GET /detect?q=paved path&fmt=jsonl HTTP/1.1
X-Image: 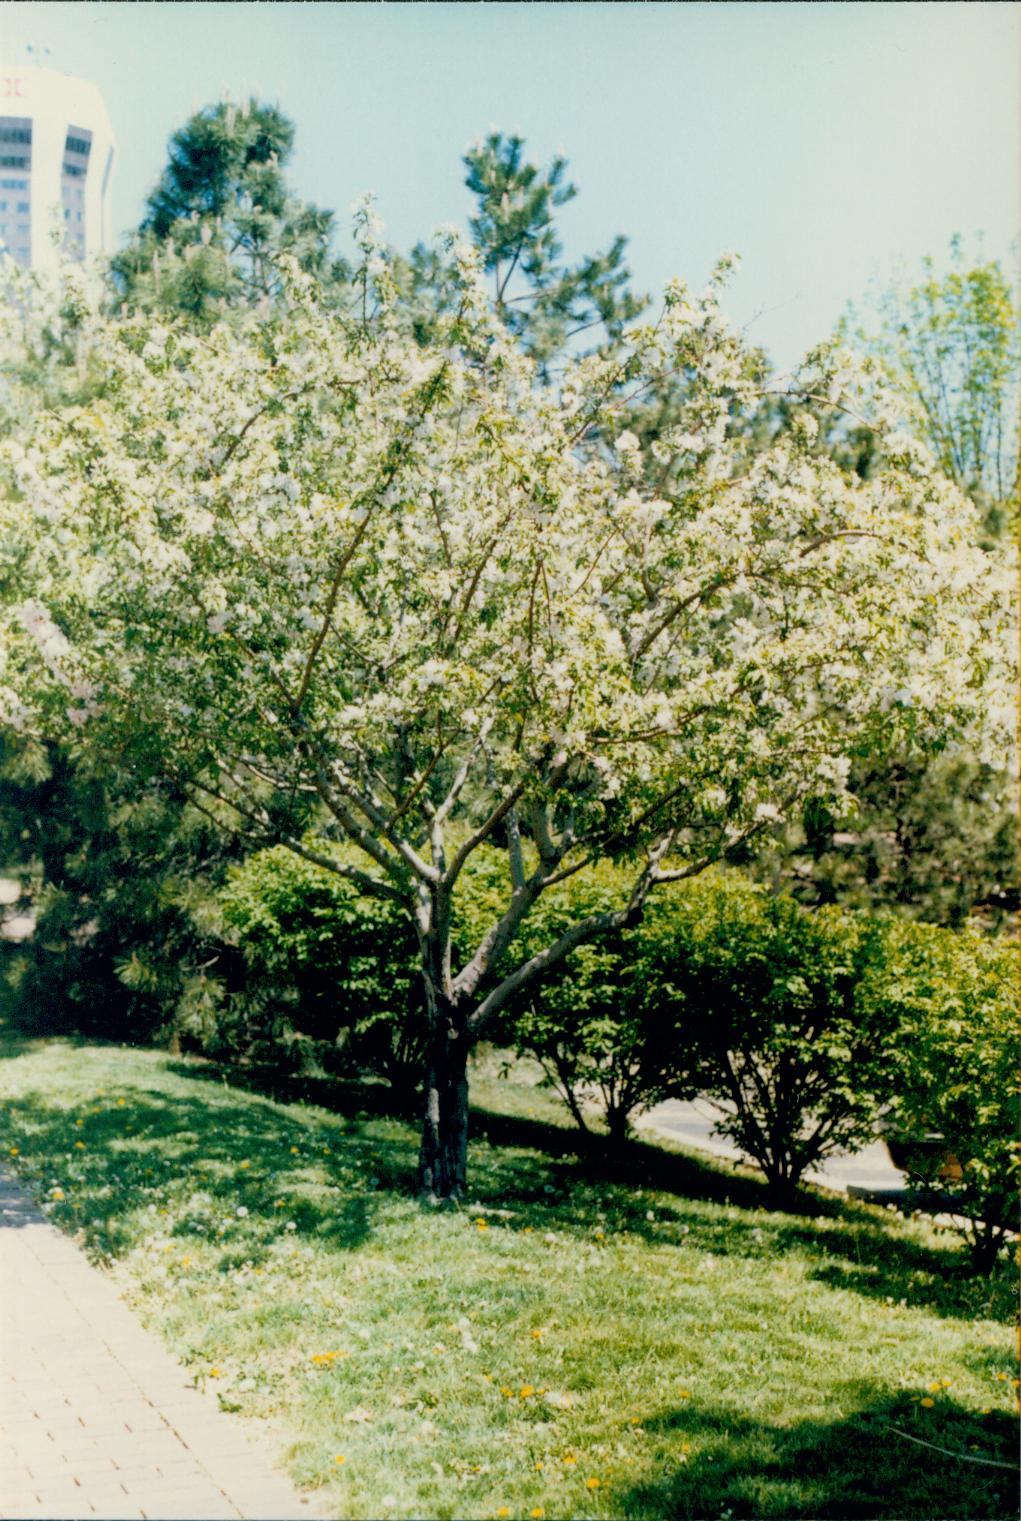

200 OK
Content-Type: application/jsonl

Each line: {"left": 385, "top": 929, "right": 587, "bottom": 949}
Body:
{"left": 0, "top": 1171, "right": 312, "bottom": 1521}
{"left": 639, "top": 1098, "right": 909, "bottom": 1197}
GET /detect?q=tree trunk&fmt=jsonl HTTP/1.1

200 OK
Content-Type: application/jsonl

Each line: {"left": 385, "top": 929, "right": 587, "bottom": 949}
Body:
{"left": 417, "top": 1028, "right": 470, "bottom": 1202}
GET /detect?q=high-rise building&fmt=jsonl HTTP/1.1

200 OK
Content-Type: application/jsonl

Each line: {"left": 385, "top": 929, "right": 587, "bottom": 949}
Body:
{"left": 0, "top": 63, "right": 115, "bottom": 270}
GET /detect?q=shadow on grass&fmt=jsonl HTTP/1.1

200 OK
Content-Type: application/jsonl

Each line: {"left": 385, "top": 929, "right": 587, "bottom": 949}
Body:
{"left": 618, "top": 1389, "right": 1018, "bottom": 1520}
{"left": 464, "top": 1104, "right": 1012, "bottom": 1323}
{"left": 161, "top": 1056, "right": 1014, "bottom": 1322}
{"left": 0, "top": 1077, "right": 416, "bottom": 1263}
{"left": 0, "top": 1046, "right": 1010, "bottom": 1323}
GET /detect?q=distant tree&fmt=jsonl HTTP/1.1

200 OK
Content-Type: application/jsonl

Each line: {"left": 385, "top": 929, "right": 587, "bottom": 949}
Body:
{"left": 397, "top": 132, "right": 646, "bottom": 371}
{"left": 111, "top": 99, "right": 349, "bottom": 321}
{"left": 743, "top": 245, "right": 1020, "bottom": 927}
{"left": 845, "top": 238, "right": 1020, "bottom": 542}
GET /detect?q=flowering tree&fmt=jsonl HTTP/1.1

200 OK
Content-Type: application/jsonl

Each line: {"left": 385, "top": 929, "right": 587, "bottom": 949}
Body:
{"left": 0, "top": 222, "right": 1012, "bottom": 1199}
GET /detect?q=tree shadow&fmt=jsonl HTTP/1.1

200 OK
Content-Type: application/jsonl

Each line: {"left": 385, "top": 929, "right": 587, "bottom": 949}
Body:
{"left": 165, "top": 1056, "right": 416, "bottom": 1121}
{"left": 463, "top": 1106, "right": 1012, "bottom": 1323}
{"left": 0, "top": 1078, "right": 418, "bottom": 1263}
{"left": 618, "top": 1389, "right": 1018, "bottom": 1519}
{"left": 2, "top": 1049, "right": 1010, "bottom": 1324}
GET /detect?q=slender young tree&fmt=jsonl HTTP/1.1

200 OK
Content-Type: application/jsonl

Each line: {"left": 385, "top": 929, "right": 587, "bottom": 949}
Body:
{"left": 1, "top": 223, "right": 1010, "bottom": 1199}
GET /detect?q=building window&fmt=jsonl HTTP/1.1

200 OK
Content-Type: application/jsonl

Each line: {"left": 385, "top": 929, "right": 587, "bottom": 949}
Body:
{"left": 65, "top": 134, "right": 91, "bottom": 156}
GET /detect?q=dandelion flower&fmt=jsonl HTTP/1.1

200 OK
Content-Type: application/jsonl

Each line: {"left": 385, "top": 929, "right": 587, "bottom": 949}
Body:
{"left": 74, "top": 1141, "right": 85, "bottom": 1149}
{"left": 920, "top": 1397, "right": 935, "bottom": 1408}
{"left": 586, "top": 1477, "right": 601, "bottom": 1490}
{"left": 290, "top": 1146, "right": 299, "bottom": 1155}
{"left": 334, "top": 1455, "right": 346, "bottom": 1465}
{"left": 8, "top": 1148, "right": 18, "bottom": 1156}
{"left": 531, "top": 1509, "right": 545, "bottom": 1518}
{"left": 520, "top": 1385, "right": 535, "bottom": 1399}
{"left": 209, "top": 1366, "right": 223, "bottom": 1378}
{"left": 496, "top": 1509, "right": 511, "bottom": 1519}
{"left": 239, "top": 1160, "right": 251, "bottom": 1170}
{"left": 678, "top": 1389, "right": 692, "bottom": 1399}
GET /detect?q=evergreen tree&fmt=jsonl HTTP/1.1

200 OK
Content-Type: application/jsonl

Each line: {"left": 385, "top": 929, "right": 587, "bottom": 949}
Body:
{"left": 397, "top": 132, "right": 646, "bottom": 371}
{"left": 110, "top": 99, "right": 349, "bottom": 321}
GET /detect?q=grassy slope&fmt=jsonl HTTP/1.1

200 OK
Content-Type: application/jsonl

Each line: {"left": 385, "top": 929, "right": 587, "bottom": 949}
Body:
{"left": 0, "top": 1036, "right": 1016, "bottom": 1521}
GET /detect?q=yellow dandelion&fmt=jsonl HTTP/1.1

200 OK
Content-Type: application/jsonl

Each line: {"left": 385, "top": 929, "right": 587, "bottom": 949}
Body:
{"left": 116, "top": 1098, "right": 126, "bottom": 1107}
{"left": 680, "top": 1442, "right": 691, "bottom": 1454}
{"left": 496, "top": 1509, "right": 511, "bottom": 1519}
{"left": 50, "top": 1188, "right": 64, "bottom": 1199}
{"left": 180, "top": 1256, "right": 191, "bottom": 1267}
{"left": 74, "top": 1141, "right": 85, "bottom": 1149}
{"left": 531, "top": 1329, "right": 544, "bottom": 1340}
{"left": 239, "top": 1160, "right": 251, "bottom": 1170}
{"left": 290, "top": 1146, "right": 299, "bottom": 1155}
{"left": 927, "top": 1382, "right": 942, "bottom": 1393}
{"left": 8, "top": 1147, "right": 18, "bottom": 1156}
{"left": 209, "top": 1366, "right": 223, "bottom": 1378}
{"left": 585, "top": 1477, "right": 601, "bottom": 1490}
{"left": 520, "top": 1385, "right": 535, "bottom": 1399}
{"left": 534, "top": 1461, "right": 544, "bottom": 1471}
{"left": 594, "top": 1229, "right": 604, "bottom": 1239}
{"left": 334, "top": 1455, "right": 346, "bottom": 1465}
{"left": 563, "top": 1455, "right": 577, "bottom": 1466}
{"left": 531, "top": 1510, "right": 545, "bottom": 1518}
{"left": 941, "top": 1379, "right": 953, "bottom": 1388}
{"left": 920, "top": 1397, "right": 935, "bottom": 1408}
{"left": 476, "top": 1220, "right": 489, "bottom": 1232}
{"left": 678, "top": 1389, "right": 692, "bottom": 1399}
{"left": 500, "top": 1386, "right": 514, "bottom": 1398}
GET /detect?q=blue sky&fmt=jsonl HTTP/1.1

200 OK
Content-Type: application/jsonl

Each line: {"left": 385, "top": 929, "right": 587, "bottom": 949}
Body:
{"left": 1, "top": 1, "right": 1017, "bottom": 370}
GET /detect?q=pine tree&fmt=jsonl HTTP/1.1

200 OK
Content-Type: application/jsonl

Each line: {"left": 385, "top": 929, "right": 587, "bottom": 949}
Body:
{"left": 110, "top": 99, "right": 348, "bottom": 321}
{"left": 397, "top": 132, "right": 646, "bottom": 371}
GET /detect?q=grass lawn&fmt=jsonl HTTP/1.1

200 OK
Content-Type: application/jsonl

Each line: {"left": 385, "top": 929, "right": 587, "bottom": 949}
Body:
{"left": 0, "top": 1034, "right": 1016, "bottom": 1521}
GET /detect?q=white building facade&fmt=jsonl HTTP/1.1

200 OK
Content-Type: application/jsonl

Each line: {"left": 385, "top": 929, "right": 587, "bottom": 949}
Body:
{"left": 0, "top": 64, "right": 115, "bottom": 270}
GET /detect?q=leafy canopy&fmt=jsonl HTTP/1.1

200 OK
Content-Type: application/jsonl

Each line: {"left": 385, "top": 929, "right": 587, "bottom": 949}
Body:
{"left": 0, "top": 216, "right": 1012, "bottom": 1042}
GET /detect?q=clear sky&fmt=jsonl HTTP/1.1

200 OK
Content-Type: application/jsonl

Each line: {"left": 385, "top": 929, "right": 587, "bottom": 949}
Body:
{"left": 1, "top": 1, "right": 1018, "bottom": 370}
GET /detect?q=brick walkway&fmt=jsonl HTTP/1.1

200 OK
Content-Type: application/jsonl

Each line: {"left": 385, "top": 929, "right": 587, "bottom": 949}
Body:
{"left": 0, "top": 1171, "right": 313, "bottom": 1520}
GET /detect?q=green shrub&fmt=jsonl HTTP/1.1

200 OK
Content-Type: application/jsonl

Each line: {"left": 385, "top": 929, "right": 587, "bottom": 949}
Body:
{"left": 859, "top": 919, "right": 1019, "bottom": 1272}
{"left": 659, "top": 876, "right": 890, "bottom": 1201}
{"left": 509, "top": 862, "right": 700, "bottom": 1145}
{"left": 220, "top": 845, "right": 426, "bottom": 1106}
